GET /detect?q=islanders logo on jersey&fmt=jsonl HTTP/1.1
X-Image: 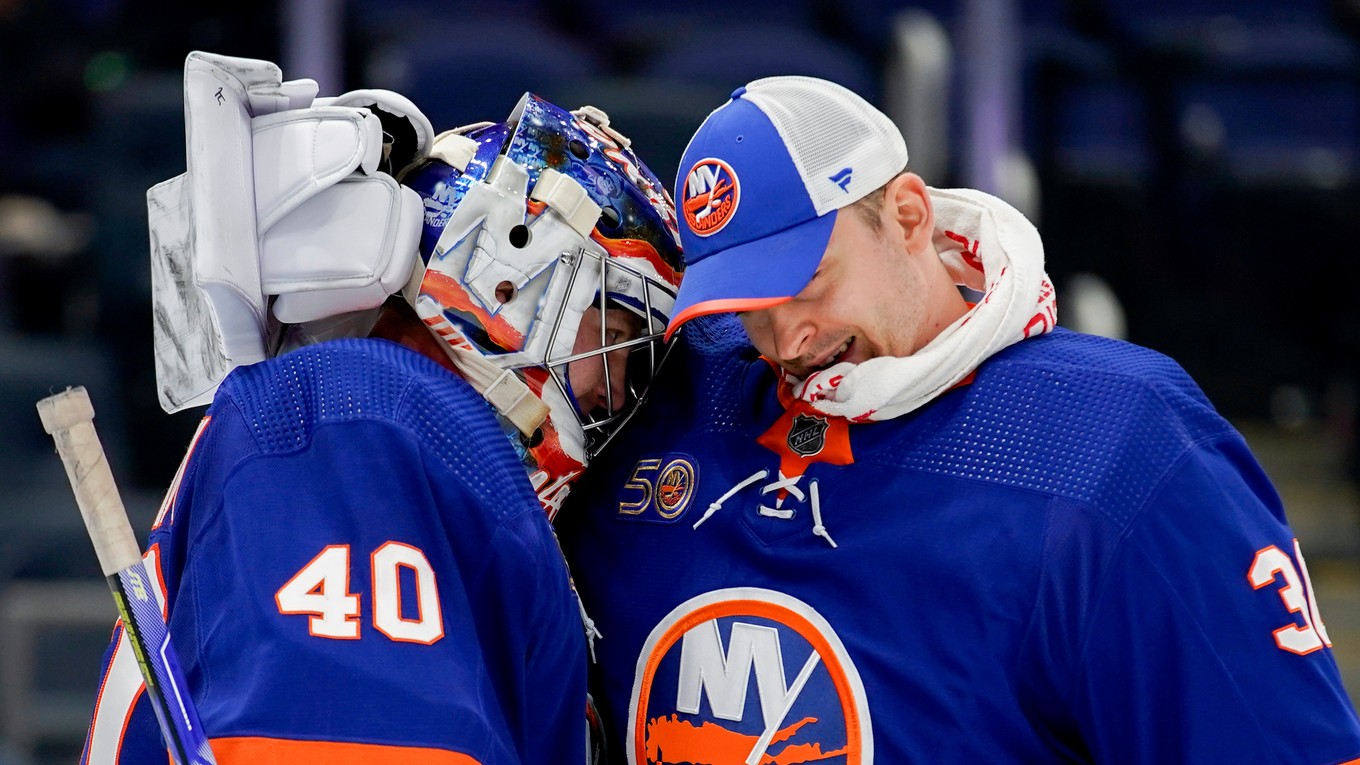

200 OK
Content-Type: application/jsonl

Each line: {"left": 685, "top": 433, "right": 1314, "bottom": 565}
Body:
{"left": 682, "top": 158, "right": 740, "bottom": 237}
{"left": 629, "top": 588, "right": 873, "bottom": 764}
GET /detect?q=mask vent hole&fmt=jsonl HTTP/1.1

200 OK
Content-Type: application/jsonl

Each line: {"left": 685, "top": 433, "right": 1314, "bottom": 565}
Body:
{"left": 568, "top": 139, "right": 589, "bottom": 159}
{"left": 509, "top": 224, "right": 531, "bottom": 248}
{"left": 600, "top": 206, "right": 621, "bottom": 230}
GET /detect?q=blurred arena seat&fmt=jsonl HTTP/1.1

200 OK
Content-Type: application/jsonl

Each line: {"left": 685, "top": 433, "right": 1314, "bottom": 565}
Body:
{"left": 565, "top": 0, "right": 820, "bottom": 59}
{"left": 0, "top": 581, "right": 116, "bottom": 765}
{"left": 1172, "top": 77, "right": 1360, "bottom": 188}
{"left": 0, "top": 331, "right": 137, "bottom": 582}
{"left": 1099, "top": 0, "right": 1359, "bottom": 75}
{"left": 1163, "top": 74, "right": 1360, "bottom": 412}
{"left": 833, "top": 0, "right": 962, "bottom": 58}
{"left": 881, "top": 8, "right": 955, "bottom": 185}
{"left": 1046, "top": 79, "right": 1153, "bottom": 185}
{"left": 351, "top": 0, "right": 555, "bottom": 36}
{"left": 639, "top": 23, "right": 879, "bottom": 103}
{"left": 363, "top": 17, "right": 606, "bottom": 131}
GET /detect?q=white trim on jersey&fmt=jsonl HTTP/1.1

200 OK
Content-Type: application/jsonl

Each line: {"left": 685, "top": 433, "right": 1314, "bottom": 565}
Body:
{"left": 84, "top": 628, "right": 145, "bottom": 765}
{"left": 85, "top": 547, "right": 171, "bottom": 764}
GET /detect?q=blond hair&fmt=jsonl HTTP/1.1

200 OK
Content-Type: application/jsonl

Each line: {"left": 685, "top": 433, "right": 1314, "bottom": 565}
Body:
{"left": 849, "top": 170, "right": 909, "bottom": 233}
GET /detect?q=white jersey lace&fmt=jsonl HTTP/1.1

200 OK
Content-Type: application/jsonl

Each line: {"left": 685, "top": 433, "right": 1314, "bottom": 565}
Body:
{"left": 692, "top": 469, "right": 837, "bottom": 548}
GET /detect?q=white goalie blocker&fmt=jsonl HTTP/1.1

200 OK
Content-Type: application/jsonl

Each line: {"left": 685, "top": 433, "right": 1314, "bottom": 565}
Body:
{"left": 149, "top": 51, "right": 430, "bottom": 412}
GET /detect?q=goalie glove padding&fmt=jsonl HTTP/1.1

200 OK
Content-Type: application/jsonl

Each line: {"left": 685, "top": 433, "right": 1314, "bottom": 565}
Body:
{"left": 318, "top": 89, "right": 436, "bottom": 177}
{"left": 265, "top": 174, "right": 424, "bottom": 324}
{"left": 150, "top": 51, "right": 432, "bottom": 412}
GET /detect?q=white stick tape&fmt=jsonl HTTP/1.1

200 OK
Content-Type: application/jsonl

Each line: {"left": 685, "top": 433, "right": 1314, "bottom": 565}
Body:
{"left": 36, "top": 386, "right": 142, "bottom": 576}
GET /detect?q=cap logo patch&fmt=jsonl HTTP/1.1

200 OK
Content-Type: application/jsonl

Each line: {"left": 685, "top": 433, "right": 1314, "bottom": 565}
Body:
{"left": 682, "top": 158, "right": 740, "bottom": 237}
{"left": 829, "top": 166, "right": 853, "bottom": 192}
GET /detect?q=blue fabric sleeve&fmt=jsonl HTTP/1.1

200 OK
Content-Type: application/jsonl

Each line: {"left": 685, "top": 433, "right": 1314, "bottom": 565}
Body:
{"left": 1070, "top": 435, "right": 1360, "bottom": 764}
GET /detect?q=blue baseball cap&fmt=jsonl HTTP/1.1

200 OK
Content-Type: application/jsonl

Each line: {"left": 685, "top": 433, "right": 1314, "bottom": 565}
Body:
{"left": 667, "top": 76, "right": 909, "bottom": 338}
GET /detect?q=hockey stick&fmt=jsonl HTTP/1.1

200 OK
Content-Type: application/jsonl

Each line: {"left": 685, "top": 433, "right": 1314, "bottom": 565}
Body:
{"left": 37, "top": 387, "right": 217, "bottom": 765}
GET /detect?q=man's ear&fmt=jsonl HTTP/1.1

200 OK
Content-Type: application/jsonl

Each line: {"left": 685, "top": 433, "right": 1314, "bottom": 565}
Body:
{"left": 885, "top": 172, "right": 933, "bottom": 253}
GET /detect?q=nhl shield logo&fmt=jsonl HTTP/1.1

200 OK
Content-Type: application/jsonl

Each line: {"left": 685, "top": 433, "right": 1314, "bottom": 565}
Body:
{"left": 788, "top": 414, "right": 829, "bottom": 457}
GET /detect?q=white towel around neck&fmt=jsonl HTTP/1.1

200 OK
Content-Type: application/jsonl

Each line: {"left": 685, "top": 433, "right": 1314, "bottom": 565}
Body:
{"left": 779, "top": 187, "right": 1058, "bottom": 422}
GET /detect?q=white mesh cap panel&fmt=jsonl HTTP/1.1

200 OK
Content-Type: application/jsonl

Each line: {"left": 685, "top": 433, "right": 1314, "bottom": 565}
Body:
{"left": 743, "top": 76, "right": 909, "bottom": 215}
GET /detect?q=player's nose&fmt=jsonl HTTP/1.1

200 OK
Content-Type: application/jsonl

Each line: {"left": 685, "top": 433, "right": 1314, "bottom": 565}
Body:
{"left": 768, "top": 306, "right": 816, "bottom": 366}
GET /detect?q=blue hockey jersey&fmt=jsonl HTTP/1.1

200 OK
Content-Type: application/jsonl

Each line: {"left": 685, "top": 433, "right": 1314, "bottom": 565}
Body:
{"left": 83, "top": 338, "right": 585, "bottom": 764}
{"left": 558, "top": 319, "right": 1360, "bottom": 764}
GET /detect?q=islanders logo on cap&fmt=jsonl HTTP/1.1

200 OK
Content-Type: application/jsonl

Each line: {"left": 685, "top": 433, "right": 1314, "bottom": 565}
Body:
{"left": 681, "top": 158, "right": 740, "bottom": 237}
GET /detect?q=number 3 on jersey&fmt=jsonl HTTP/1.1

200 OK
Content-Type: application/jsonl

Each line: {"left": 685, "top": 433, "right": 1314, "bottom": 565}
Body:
{"left": 1249, "top": 539, "right": 1332, "bottom": 655}
{"left": 276, "top": 542, "right": 444, "bottom": 645}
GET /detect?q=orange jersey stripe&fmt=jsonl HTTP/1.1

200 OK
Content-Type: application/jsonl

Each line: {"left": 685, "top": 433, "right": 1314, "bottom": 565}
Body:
{"left": 209, "top": 737, "right": 482, "bottom": 765}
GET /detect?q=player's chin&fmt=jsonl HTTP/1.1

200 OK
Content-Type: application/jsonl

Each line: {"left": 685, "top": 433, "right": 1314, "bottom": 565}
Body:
{"left": 572, "top": 392, "right": 600, "bottom": 416}
{"left": 582, "top": 404, "right": 618, "bottom": 425}
{"left": 573, "top": 400, "right": 613, "bottom": 429}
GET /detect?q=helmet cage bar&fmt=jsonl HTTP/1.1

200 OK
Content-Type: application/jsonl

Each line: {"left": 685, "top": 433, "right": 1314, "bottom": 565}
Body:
{"left": 577, "top": 335, "right": 678, "bottom": 459}
{"left": 537, "top": 244, "right": 675, "bottom": 460}
{"left": 548, "top": 331, "right": 660, "bottom": 368}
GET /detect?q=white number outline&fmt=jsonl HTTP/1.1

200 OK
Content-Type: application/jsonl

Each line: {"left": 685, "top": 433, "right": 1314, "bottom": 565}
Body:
{"left": 275, "top": 545, "right": 361, "bottom": 640}
{"left": 371, "top": 542, "right": 445, "bottom": 645}
{"left": 1247, "top": 539, "right": 1332, "bottom": 655}
{"left": 276, "top": 543, "right": 444, "bottom": 644}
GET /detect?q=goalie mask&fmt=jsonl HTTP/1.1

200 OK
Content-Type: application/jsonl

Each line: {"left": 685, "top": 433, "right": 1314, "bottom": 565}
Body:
{"left": 402, "top": 93, "right": 684, "bottom": 515}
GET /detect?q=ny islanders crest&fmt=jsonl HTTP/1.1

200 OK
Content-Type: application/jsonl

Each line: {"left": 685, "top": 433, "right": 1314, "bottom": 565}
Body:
{"left": 629, "top": 588, "right": 873, "bottom": 764}
{"left": 682, "top": 158, "right": 740, "bottom": 237}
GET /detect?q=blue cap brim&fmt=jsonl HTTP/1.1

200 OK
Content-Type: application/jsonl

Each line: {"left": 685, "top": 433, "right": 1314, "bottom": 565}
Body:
{"left": 666, "top": 209, "right": 838, "bottom": 338}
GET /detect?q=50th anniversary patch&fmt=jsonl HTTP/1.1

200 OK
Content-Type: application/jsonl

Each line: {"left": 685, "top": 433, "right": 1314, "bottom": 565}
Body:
{"left": 618, "top": 454, "right": 699, "bottom": 522}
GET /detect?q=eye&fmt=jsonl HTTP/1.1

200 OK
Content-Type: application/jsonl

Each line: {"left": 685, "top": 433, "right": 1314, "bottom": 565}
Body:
{"left": 602, "top": 310, "right": 641, "bottom": 345}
